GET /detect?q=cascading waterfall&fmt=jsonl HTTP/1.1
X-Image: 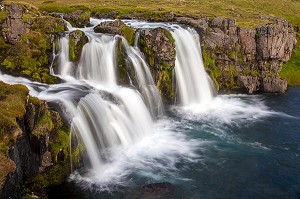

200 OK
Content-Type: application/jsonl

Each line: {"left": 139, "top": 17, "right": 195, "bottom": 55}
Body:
{"left": 58, "top": 36, "right": 74, "bottom": 77}
{"left": 54, "top": 23, "right": 159, "bottom": 173}
{"left": 121, "top": 37, "right": 163, "bottom": 116}
{"left": 77, "top": 36, "right": 118, "bottom": 86}
{"left": 171, "top": 26, "right": 214, "bottom": 106}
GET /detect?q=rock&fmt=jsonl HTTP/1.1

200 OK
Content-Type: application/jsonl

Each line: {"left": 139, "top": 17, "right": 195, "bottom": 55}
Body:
{"left": 238, "top": 76, "right": 260, "bottom": 94}
{"left": 64, "top": 10, "right": 90, "bottom": 28}
{"left": 237, "top": 28, "right": 256, "bottom": 61}
{"left": 175, "top": 17, "right": 209, "bottom": 34}
{"left": 94, "top": 19, "right": 125, "bottom": 35}
{"left": 201, "top": 16, "right": 296, "bottom": 94}
{"left": 138, "top": 28, "right": 176, "bottom": 100}
{"left": 141, "top": 182, "right": 174, "bottom": 199}
{"left": 0, "top": 82, "right": 76, "bottom": 198}
{"left": 69, "top": 30, "right": 89, "bottom": 62}
{"left": 94, "top": 19, "right": 136, "bottom": 45}
{"left": 262, "top": 77, "right": 287, "bottom": 93}
{"left": 1, "top": 4, "right": 29, "bottom": 44}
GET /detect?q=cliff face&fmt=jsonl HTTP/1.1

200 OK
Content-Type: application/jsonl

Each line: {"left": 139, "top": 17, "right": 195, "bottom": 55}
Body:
{"left": 177, "top": 17, "right": 297, "bottom": 94}
{"left": 0, "top": 3, "right": 66, "bottom": 84}
{"left": 0, "top": 81, "right": 73, "bottom": 199}
{"left": 92, "top": 11, "right": 297, "bottom": 95}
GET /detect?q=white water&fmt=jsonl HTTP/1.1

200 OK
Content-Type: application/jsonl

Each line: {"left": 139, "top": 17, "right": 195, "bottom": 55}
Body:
{"left": 77, "top": 36, "right": 118, "bottom": 86}
{"left": 121, "top": 37, "right": 163, "bottom": 116}
{"left": 171, "top": 27, "right": 214, "bottom": 106}
{"left": 0, "top": 19, "right": 281, "bottom": 192}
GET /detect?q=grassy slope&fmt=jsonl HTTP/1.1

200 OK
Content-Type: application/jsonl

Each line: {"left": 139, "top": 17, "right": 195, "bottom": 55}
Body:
{"left": 4, "top": 0, "right": 300, "bottom": 27}
{"left": 3, "top": 0, "right": 300, "bottom": 85}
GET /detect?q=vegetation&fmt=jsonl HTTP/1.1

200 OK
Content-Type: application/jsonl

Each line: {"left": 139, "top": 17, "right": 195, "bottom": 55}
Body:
{"left": 4, "top": 0, "right": 300, "bottom": 28}
{"left": 0, "top": 81, "right": 28, "bottom": 188}
{"left": 280, "top": 34, "right": 300, "bottom": 85}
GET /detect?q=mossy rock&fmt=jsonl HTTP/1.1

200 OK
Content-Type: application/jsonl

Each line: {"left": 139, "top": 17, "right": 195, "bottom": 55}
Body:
{"left": 0, "top": 81, "right": 28, "bottom": 188}
{"left": 116, "top": 40, "right": 129, "bottom": 84}
{"left": 0, "top": 9, "right": 8, "bottom": 24}
{"left": 156, "top": 64, "right": 174, "bottom": 100}
{"left": 69, "top": 30, "right": 89, "bottom": 62}
{"left": 1, "top": 31, "right": 58, "bottom": 84}
{"left": 94, "top": 20, "right": 136, "bottom": 45}
{"left": 64, "top": 10, "right": 90, "bottom": 28}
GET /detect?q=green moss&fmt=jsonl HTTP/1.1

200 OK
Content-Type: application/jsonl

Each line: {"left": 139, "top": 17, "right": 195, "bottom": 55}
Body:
{"left": 202, "top": 45, "right": 221, "bottom": 90}
{"left": 280, "top": 35, "right": 300, "bottom": 85}
{"left": 1, "top": 31, "right": 58, "bottom": 84}
{"left": 32, "top": 112, "right": 54, "bottom": 138}
{"left": 120, "top": 26, "right": 135, "bottom": 46}
{"left": 25, "top": 162, "right": 70, "bottom": 191}
{"left": 0, "top": 81, "right": 28, "bottom": 184}
{"left": 156, "top": 64, "right": 174, "bottom": 100}
{"left": 0, "top": 82, "right": 28, "bottom": 135}
{"left": 117, "top": 40, "right": 128, "bottom": 83}
{"left": 0, "top": 9, "right": 8, "bottom": 24}
{"left": 69, "top": 30, "right": 88, "bottom": 62}
{"left": 140, "top": 39, "right": 156, "bottom": 67}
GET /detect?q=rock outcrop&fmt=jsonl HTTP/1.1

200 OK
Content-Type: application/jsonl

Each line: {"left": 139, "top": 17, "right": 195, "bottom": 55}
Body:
{"left": 91, "top": 12, "right": 297, "bottom": 94}
{"left": 138, "top": 28, "right": 176, "bottom": 100}
{"left": 199, "top": 17, "right": 296, "bottom": 93}
{"left": 94, "top": 19, "right": 136, "bottom": 45}
{"left": 1, "top": 4, "right": 29, "bottom": 44}
{"left": 69, "top": 30, "right": 89, "bottom": 62}
{"left": 64, "top": 10, "right": 90, "bottom": 28}
{"left": 0, "top": 81, "right": 76, "bottom": 199}
{"left": 0, "top": 3, "right": 66, "bottom": 84}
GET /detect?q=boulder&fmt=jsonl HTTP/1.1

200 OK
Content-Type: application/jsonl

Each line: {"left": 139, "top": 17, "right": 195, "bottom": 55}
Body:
{"left": 94, "top": 19, "right": 136, "bottom": 45}
{"left": 69, "top": 30, "right": 89, "bottom": 62}
{"left": 138, "top": 28, "right": 176, "bottom": 100}
{"left": 64, "top": 10, "right": 90, "bottom": 28}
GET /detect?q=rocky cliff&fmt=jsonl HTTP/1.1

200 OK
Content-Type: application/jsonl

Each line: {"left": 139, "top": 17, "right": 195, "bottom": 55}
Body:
{"left": 0, "top": 3, "right": 66, "bottom": 84}
{"left": 0, "top": 81, "right": 75, "bottom": 199}
{"left": 92, "top": 12, "right": 297, "bottom": 95}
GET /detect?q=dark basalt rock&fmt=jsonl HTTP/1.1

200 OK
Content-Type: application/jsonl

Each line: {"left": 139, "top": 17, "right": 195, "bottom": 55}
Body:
{"left": 141, "top": 182, "right": 174, "bottom": 199}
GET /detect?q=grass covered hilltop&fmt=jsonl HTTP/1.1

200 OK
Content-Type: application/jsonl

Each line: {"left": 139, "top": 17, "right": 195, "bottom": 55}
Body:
{"left": 4, "top": 0, "right": 300, "bottom": 85}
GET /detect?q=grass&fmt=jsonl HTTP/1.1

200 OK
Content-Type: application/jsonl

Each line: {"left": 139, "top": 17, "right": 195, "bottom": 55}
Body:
{"left": 3, "top": 0, "right": 300, "bottom": 28}
{"left": 280, "top": 34, "right": 300, "bottom": 85}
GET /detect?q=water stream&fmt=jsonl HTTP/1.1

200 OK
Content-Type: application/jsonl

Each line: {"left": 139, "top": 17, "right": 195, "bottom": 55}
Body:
{"left": 0, "top": 18, "right": 299, "bottom": 198}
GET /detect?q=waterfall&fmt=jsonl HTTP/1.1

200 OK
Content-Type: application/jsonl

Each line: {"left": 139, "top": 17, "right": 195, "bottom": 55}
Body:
{"left": 77, "top": 36, "right": 118, "bottom": 86}
{"left": 54, "top": 25, "right": 158, "bottom": 172}
{"left": 171, "top": 26, "right": 214, "bottom": 106}
{"left": 58, "top": 36, "right": 74, "bottom": 77}
{"left": 71, "top": 88, "right": 153, "bottom": 171}
{"left": 121, "top": 37, "right": 163, "bottom": 116}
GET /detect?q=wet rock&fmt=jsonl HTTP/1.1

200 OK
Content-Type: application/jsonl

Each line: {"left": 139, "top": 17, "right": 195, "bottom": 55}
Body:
{"left": 141, "top": 182, "right": 174, "bottom": 199}
{"left": 64, "top": 10, "right": 90, "bottom": 28}
{"left": 94, "top": 19, "right": 136, "bottom": 45}
{"left": 69, "top": 30, "right": 89, "bottom": 62}
{"left": 138, "top": 28, "right": 176, "bottom": 100}
{"left": 94, "top": 19, "right": 125, "bottom": 35}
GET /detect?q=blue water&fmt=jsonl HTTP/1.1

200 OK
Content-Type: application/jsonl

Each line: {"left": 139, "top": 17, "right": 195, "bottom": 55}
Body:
{"left": 49, "top": 87, "right": 300, "bottom": 199}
